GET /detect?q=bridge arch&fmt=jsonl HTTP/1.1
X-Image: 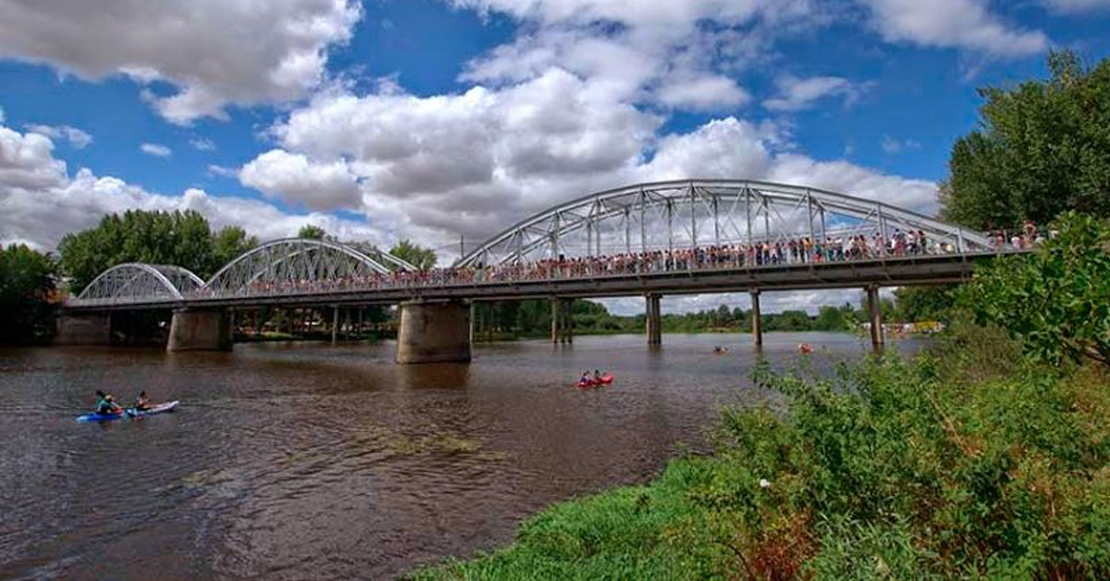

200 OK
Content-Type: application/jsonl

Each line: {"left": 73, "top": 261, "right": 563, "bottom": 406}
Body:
{"left": 75, "top": 263, "right": 204, "bottom": 304}
{"left": 457, "top": 179, "right": 992, "bottom": 267}
{"left": 202, "top": 238, "right": 415, "bottom": 297}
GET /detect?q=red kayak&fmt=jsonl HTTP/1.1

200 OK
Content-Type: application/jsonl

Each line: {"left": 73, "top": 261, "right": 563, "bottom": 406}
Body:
{"left": 577, "top": 374, "right": 615, "bottom": 388}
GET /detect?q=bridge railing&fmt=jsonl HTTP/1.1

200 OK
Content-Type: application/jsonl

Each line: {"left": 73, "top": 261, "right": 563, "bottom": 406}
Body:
{"left": 170, "top": 236, "right": 1028, "bottom": 301}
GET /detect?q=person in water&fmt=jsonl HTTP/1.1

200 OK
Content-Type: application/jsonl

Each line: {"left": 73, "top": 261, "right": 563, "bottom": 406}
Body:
{"left": 134, "top": 390, "right": 151, "bottom": 411}
{"left": 95, "top": 390, "right": 121, "bottom": 415}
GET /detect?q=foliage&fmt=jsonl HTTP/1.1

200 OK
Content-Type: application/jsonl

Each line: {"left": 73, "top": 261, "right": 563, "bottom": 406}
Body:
{"left": 0, "top": 245, "right": 58, "bottom": 344}
{"left": 297, "top": 224, "right": 327, "bottom": 240}
{"left": 963, "top": 211, "right": 1110, "bottom": 367}
{"left": 390, "top": 238, "right": 438, "bottom": 270}
{"left": 941, "top": 50, "right": 1110, "bottom": 229}
{"left": 413, "top": 327, "right": 1110, "bottom": 579}
{"left": 892, "top": 286, "right": 955, "bottom": 324}
{"left": 57, "top": 210, "right": 216, "bottom": 294}
{"left": 212, "top": 225, "right": 259, "bottom": 268}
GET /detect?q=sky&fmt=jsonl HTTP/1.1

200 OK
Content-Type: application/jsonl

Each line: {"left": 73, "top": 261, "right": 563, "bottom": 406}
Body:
{"left": 1, "top": 0, "right": 1108, "bottom": 315}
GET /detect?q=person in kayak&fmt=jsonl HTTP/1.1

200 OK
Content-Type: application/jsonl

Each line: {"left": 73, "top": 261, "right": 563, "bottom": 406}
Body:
{"left": 94, "top": 390, "right": 121, "bottom": 415}
{"left": 593, "top": 370, "right": 603, "bottom": 382}
{"left": 580, "top": 371, "right": 592, "bottom": 385}
{"left": 134, "top": 390, "right": 152, "bottom": 411}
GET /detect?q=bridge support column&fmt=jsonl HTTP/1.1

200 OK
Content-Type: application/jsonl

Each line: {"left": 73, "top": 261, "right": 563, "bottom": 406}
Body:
{"left": 551, "top": 298, "right": 574, "bottom": 344}
{"left": 646, "top": 294, "right": 662, "bottom": 346}
{"left": 168, "top": 308, "right": 232, "bottom": 352}
{"left": 396, "top": 300, "right": 472, "bottom": 364}
{"left": 750, "top": 289, "right": 762, "bottom": 348}
{"left": 55, "top": 312, "right": 112, "bottom": 345}
{"left": 866, "top": 284, "right": 884, "bottom": 353}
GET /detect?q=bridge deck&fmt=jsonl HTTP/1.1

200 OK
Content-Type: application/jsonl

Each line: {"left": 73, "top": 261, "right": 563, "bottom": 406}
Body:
{"left": 64, "top": 251, "right": 1011, "bottom": 312}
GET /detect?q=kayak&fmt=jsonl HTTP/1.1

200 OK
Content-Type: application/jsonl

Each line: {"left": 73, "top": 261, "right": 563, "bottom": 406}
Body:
{"left": 126, "top": 400, "right": 179, "bottom": 418}
{"left": 577, "top": 374, "right": 615, "bottom": 388}
{"left": 76, "top": 400, "right": 178, "bottom": 422}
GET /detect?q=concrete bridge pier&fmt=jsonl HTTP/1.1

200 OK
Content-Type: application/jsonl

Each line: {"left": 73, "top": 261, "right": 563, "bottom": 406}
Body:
{"left": 168, "top": 308, "right": 233, "bottom": 352}
{"left": 866, "top": 284, "right": 885, "bottom": 353}
{"left": 55, "top": 312, "right": 112, "bottom": 345}
{"left": 645, "top": 294, "right": 662, "bottom": 346}
{"left": 551, "top": 298, "right": 574, "bottom": 344}
{"left": 750, "top": 289, "right": 762, "bottom": 348}
{"left": 396, "top": 300, "right": 472, "bottom": 364}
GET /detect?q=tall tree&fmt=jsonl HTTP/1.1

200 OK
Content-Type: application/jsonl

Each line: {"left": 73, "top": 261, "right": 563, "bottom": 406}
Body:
{"left": 941, "top": 51, "right": 1110, "bottom": 229}
{"left": 212, "top": 226, "right": 259, "bottom": 271}
{"left": 389, "top": 238, "right": 438, "bottom": 270}
{"left": 0, "top": 245, "right": 58, "bottom": 344}
{"left": 58, "top": 210, "right": 216, "bottom": 293}
{"left": 297, "top": 224, "right": 327, "bottom": 240}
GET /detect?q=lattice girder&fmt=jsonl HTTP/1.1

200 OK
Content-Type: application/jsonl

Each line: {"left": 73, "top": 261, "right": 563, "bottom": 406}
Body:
{"left": 202, "top": 238, "right": 404, "bottom": 297}
{"left": 456, "top": 179, "right": 991, "bottom": 267}
{"left": 75, "top": 263, "right": 204, "bottom": 304}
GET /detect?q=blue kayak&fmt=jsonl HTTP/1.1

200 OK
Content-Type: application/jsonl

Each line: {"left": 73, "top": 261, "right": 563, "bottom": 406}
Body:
{"left": 76, "top": 400, "right": 178, "bottom": 423}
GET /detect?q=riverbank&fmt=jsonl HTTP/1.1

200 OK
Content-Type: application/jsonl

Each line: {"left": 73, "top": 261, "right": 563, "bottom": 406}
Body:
{"left": 412, "top": 323, "right": 1110, "bottom": 579}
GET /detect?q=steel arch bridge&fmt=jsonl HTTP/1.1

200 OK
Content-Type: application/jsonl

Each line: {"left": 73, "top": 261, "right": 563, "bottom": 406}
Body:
{"left": 69, "top": 239, "right": 417, "bottom": 306}
{"left": 75, "top": 263, "right": 206, "bottom": 305}
{"left": 457, "top": 179, "right": 992, "bottom": 267}
{"left": 65, "top": 179, "right": 1011, "bottom": 309}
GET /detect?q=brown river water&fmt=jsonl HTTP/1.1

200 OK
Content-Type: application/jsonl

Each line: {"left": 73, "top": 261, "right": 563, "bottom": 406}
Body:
{"left": 0, "top": 332, "right": 915, "bottom": 580}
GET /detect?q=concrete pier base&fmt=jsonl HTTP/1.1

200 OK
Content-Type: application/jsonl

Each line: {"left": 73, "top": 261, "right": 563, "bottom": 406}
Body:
{"left": 645, "top": 294, "right": 662, "bottom": 346}
{"left": 168, "top": 309, "right": 232, "bottom": 352}
{"left": 55, "top": 313, "right": 112, "bottom": 345}
{"left": 551, "top": 298, "right": 574, "bottom": 344}
{"left": 396, "top": 301, "right": 472, "bottom": 364}
{"left": 866, "top": 284, "right": 885, "bottom": 353}
{"left": 750, "top": 289, "right": 762, "bottom": 348}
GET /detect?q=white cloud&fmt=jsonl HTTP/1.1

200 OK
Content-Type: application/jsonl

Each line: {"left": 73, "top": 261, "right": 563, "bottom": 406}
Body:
{"left": 207, "top": 165, "right": 238, "bottom": 178}
{"left": 239, "top": 149, "right": 362, "bottom": 210}
{"left": 190, "top": 137, "right": 216, "bottom": 151}
{"left": 139, "top": 143, "right": 172, "bottom": 158}
{"left": 24, "top": 124, "right": 93, "bottom": 149}
{"left": 857, "top": 0, "right": 1048, "bottom": 57}
{"left": 656, "top": 75, "right": 751, "bottom": 111}
{"left": 0, "top": 123, "right": 387, "bottom": 251}
{"left": 880, "top": 136, "right": 922, "bottom": 154}
{"left": 0, "top": 106, "right": 5, "bottom": 124}
{"left": 0, "top": 0, "right": 362, "bottom": 124}
{"left": 764, "top": 75, "right": 864, "bottom": 112}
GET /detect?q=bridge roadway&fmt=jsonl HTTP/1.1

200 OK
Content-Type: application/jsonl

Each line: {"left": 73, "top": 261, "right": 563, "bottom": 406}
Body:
{"left": 63, "top": 251, "right": 992, "bottom": 312}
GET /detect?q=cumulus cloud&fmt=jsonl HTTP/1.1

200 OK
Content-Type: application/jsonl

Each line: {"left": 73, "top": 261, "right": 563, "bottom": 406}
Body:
{"left": 764, "top": 75, "right": 864, "bottom": 112}
{"left": 239, "top": 149, "right": 362, "bottom": 210}
{"left": 0, "top": 123, "right": 387, "bottom": 250}
{"left": 0, "top": 0, "right": 362, "bottom": 124}
{"left": 857, "top": 0, "right": 1048, "bottom": 57}
{"left": 24, "top": 124, "right": 93, "bottom": 149}
{"left": 139, "top": 143, "right": 172, "bottom": 158}
{"left": 190, "top": 137, "right": 216, "bottom": 151}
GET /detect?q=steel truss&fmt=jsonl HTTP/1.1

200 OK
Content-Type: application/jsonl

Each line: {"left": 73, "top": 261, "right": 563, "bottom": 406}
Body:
{"left": 74, "top": 263, "right": 204, "bottom": 305}
{"left": 456, "top": 179, "right": 991, "bottom": 267}
{"left": 201, "top": 238, "right": 413, "bottom": 298}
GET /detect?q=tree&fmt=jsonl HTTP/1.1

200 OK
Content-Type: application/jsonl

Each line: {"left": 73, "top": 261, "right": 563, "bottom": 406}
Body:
{"left": 389, "top": 238, "right": 438, "bottom": 270}
{"left": 212, "top": 226, "right": 259, "bottom": 270}
{"left": 58, "top": 209, "right": 216, "bottom": 293}
{"left": 941, "top": 51, "right": 1110, "bottom": 229}
{"left": 0, "top": 245, "right": 57, "bottom": 344}
{"left": 963, "top": 212, "right": 1110, "bottom": 367}
{"left": 298, "top": 224, "right": 327, "bottom": 240}
{"left": 814, "top": 304, "right": 852, "bottom": 332}
{"left": 893, "top": 286, "right": 955, "bottom": 323}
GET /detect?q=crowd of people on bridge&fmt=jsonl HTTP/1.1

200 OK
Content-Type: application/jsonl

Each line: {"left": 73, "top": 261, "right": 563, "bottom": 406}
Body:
{"left": 191, "top": 226, "right": 1036, "bottom": 298}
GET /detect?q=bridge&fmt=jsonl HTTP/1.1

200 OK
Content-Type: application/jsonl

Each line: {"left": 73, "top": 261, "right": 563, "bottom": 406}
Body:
{"left": 57, "top": 179, "right": 1023, "bottom": 362}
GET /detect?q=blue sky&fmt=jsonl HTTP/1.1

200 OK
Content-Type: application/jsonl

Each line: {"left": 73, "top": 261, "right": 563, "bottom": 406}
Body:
{"left": 1, "top": 0, "right": 1108, "bottom": 312}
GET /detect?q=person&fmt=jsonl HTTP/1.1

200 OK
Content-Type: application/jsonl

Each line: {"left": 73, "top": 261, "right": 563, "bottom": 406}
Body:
{"left": 580, "top": 371, "right": 592, "bottom": 386}
{"left": 95, "top": 390, "right": 121, "bottom": 415}
{"left": 134, "top": 390, "right": 151, "bottom": 411}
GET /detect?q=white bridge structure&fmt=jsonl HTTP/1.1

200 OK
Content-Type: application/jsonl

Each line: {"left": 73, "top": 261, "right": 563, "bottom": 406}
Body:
{"left": 59, "top": 179, "right": 1018, "bottom": 362}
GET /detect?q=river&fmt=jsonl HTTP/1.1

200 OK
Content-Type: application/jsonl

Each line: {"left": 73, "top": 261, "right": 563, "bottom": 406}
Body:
{"left": 0, "top": 332, "right": 914, "bottom": 580}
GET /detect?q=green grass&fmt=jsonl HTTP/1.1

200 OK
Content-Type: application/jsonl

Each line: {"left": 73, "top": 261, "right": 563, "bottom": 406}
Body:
{"left": 411, "top": 323, "right": 1110, "bottom": 580}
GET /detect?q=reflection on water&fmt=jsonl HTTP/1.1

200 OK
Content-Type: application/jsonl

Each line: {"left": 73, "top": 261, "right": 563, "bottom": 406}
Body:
{"left": 0, "top": 332, "right": 913, "bottom": 580}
